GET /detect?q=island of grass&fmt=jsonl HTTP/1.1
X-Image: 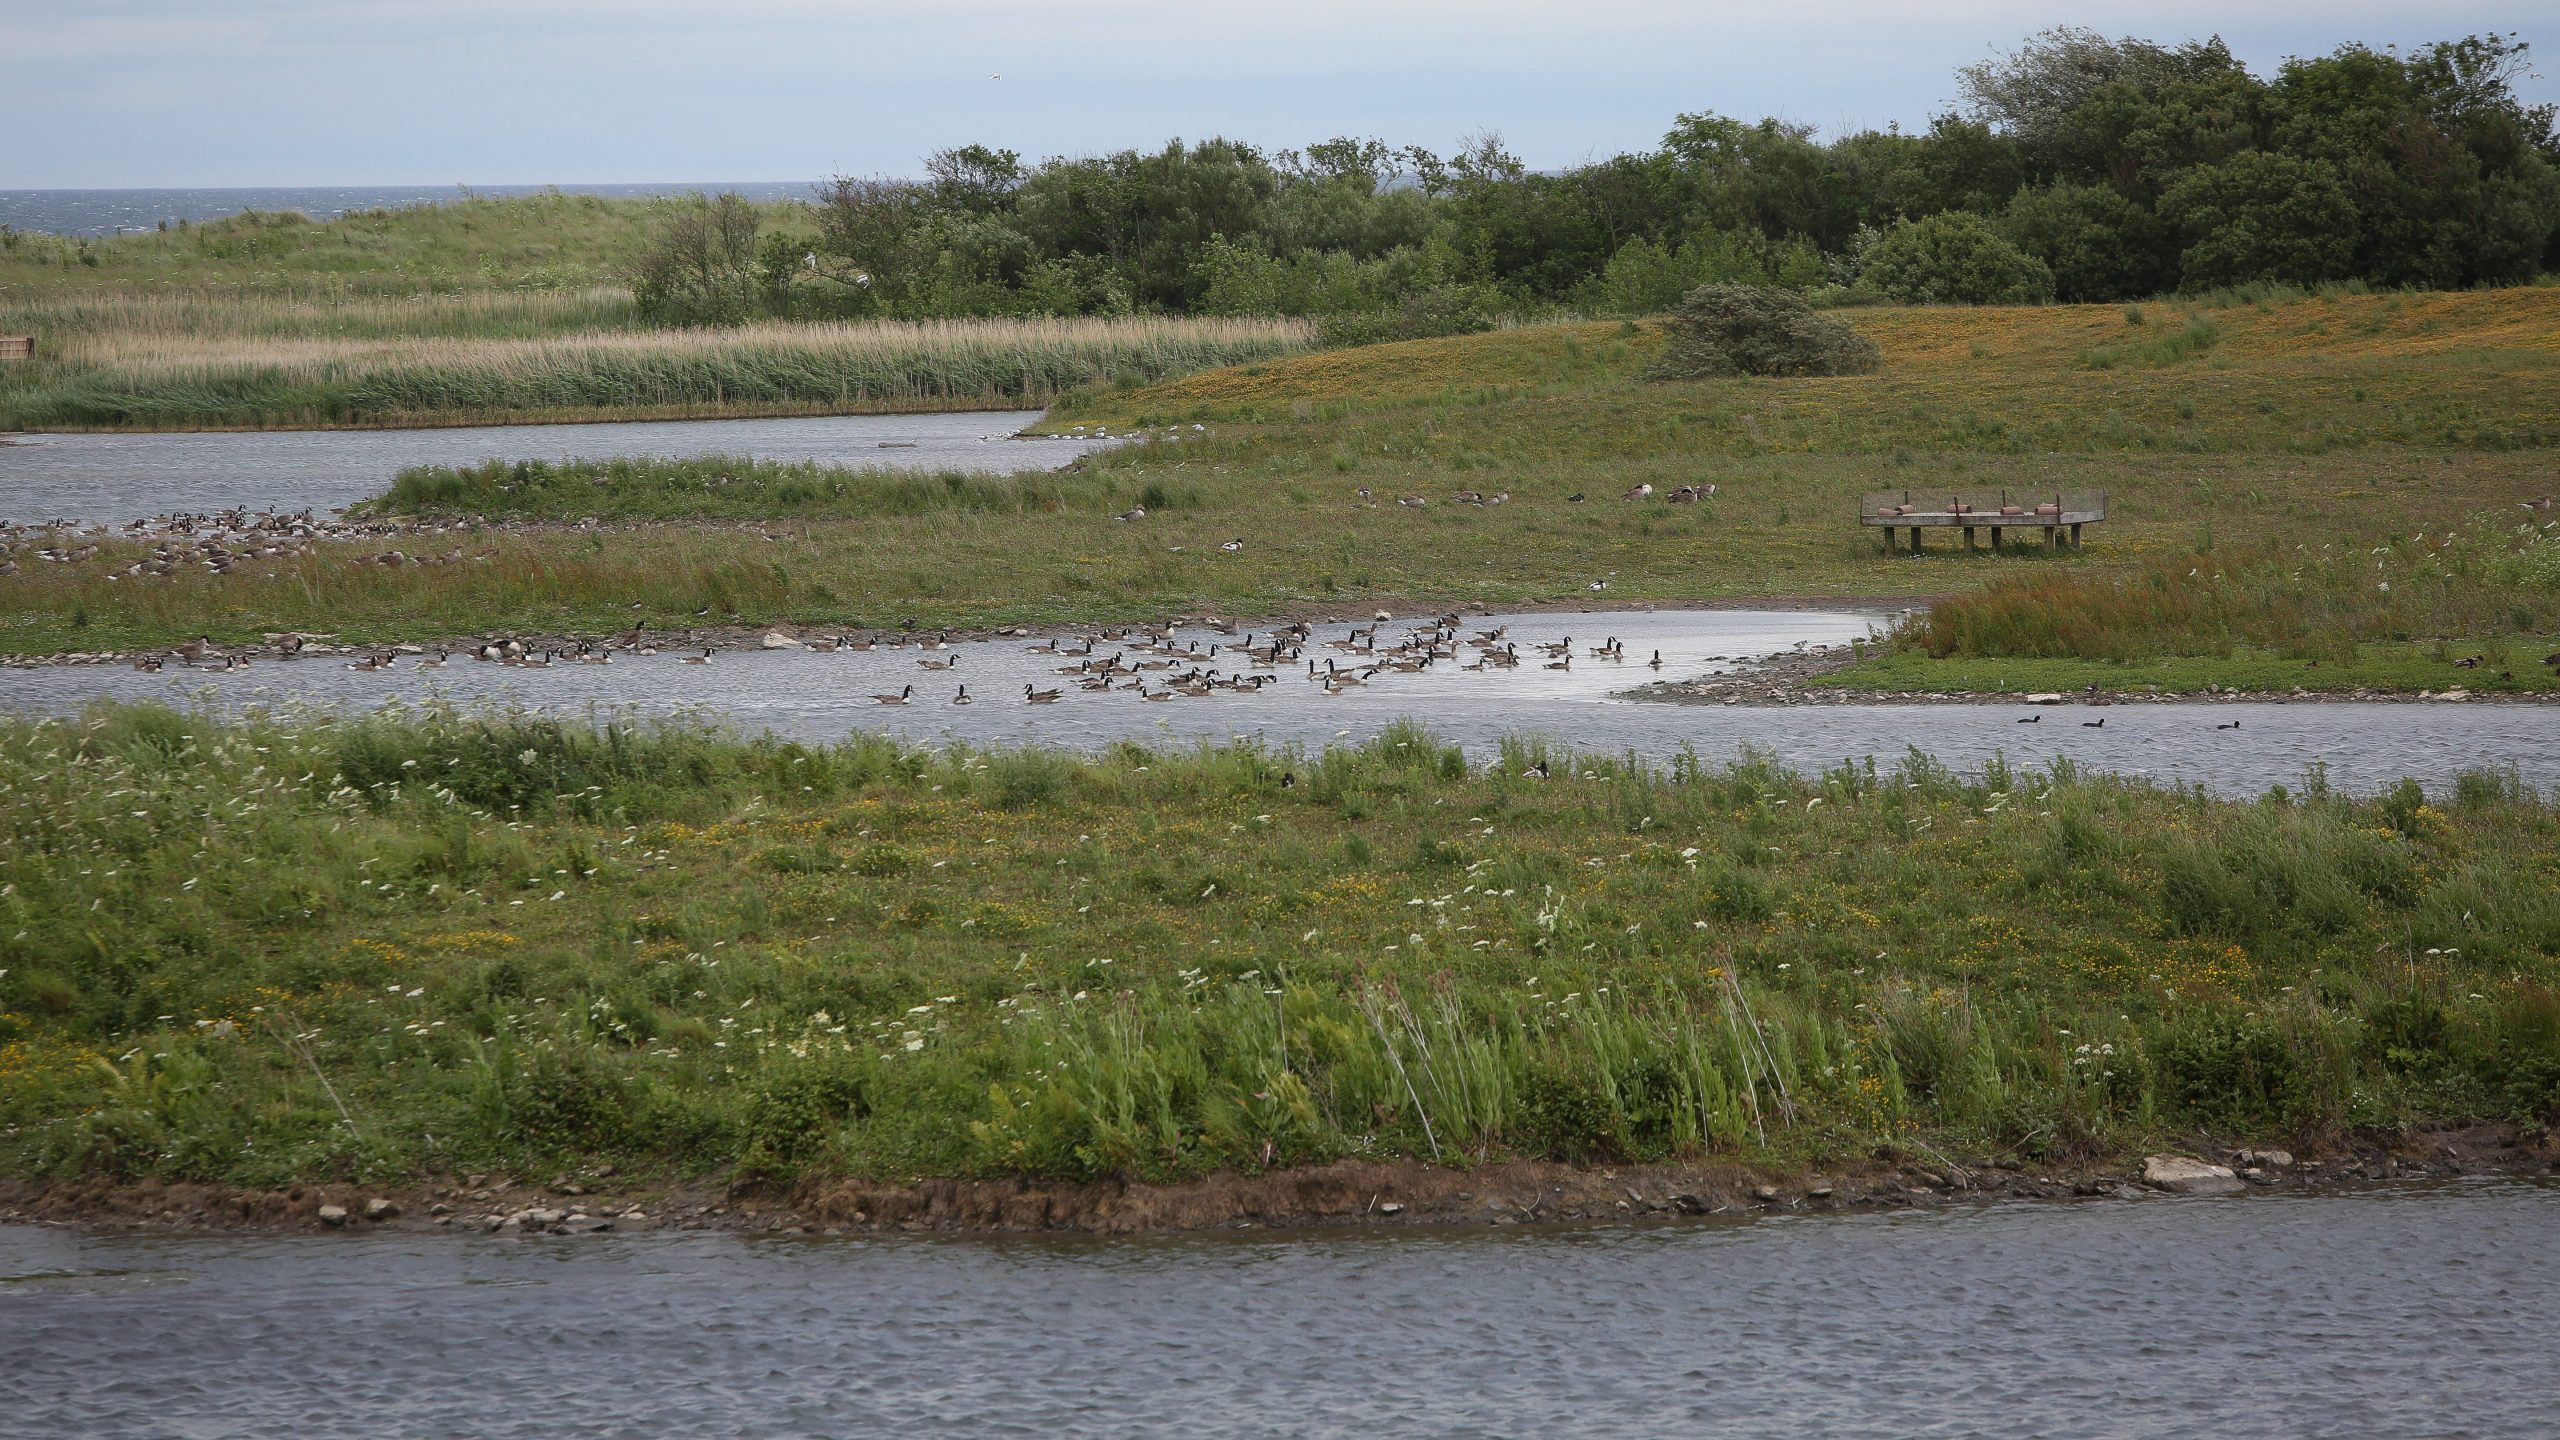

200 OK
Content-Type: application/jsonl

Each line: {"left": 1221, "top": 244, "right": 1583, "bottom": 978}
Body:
{"left": 1, "top": 703, "right": 2553, "bottom": 1229}
{"left": 7, "top": 286, "right": 2558, "bottom": 703}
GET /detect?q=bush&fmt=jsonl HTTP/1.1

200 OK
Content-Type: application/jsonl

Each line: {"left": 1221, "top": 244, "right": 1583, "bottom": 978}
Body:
{"left": 1861, "top": 212, "right": 2055, "bottom": 306}
{"left": 1314, "top": 285, "right": 1498, "bottom": 348}
{"left": 1644, "top": 284, "right": 1881, "bottom": 381}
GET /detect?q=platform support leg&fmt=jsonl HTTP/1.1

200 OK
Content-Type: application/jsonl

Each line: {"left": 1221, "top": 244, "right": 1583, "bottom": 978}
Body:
{"left": 2071, "top": 522, "right": 2084, "bottom": 550}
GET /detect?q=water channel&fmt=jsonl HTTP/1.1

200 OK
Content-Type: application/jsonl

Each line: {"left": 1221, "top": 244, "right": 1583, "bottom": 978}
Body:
{"left": 10, "top": 606, "right": 2555, "bottom": 797}
{"left": 5, "top": 1179, "right": 2554, "bottom": 1438}
{"left": 0, "top": 410, "right": 1115, "bottom": 527}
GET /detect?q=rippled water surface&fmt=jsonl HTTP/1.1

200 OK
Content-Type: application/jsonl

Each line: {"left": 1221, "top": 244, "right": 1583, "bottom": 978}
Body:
{"left": 0, "top": 411, "right": 1114, "bottom": 526}
{"left": 4, "top": 1180, "right": 2554, "bottom": 1438}
{"left": 11, "top": 607, "right": 2557, "bottom": 796}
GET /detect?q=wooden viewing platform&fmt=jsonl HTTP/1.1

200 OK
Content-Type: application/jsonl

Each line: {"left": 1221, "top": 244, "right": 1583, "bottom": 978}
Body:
{"left": 1862, "top": 489, "right": 2107, "bottom": 553}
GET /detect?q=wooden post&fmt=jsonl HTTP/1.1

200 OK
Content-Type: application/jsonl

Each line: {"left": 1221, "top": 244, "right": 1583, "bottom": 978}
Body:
{"left": 2071, "top": 522, "right": 2084, "bottom": 549}
{"left": 1992, "top": 527, "right": 2005, "bottom": 553}
{"left": 1963, "top": 526, "right": 1977, "bottom": 554}
{"left": 1910, "top": 526, "right": 1924, "bottom": 554}
{"left": 2042, "top": 525, "right": 2055, "bottom": 550}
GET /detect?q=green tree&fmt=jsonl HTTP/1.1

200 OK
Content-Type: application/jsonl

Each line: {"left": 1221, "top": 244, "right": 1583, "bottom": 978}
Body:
{"left": 2158, "top": 151, "right": 2359, "bottom": 288}
{"left": 2002, "top": 183, "right": 2175, "bottom": 300}
{"left": 1860, "top": 211, "right": 2056, "bottom": 304}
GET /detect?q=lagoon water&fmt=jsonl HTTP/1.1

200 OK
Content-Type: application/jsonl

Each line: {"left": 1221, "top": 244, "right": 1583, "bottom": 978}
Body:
{"left": 0, "top": 411, "right": 1116, "bottom": 527}
{"left": 11, "top": 606, "right": 2558, "bottom": 798}
{"left": 5, "top": 1178, "right": 2556, "bottom": 1438}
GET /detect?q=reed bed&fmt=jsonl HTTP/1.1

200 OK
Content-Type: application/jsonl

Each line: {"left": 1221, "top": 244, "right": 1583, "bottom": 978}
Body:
{"left": 1, "top": 314, "right": 1313, "bottom": 429}
{"left": 2, "top": 705, "right": 2553, "bottom": 1191}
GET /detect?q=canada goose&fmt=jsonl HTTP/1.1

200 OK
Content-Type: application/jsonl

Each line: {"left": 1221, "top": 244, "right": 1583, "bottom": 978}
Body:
{"left": 130, "top": 657, "right": 164, "bottom": 672}
{"left": 1220, "top": 538, "right": 1244, "bottom": 553}
{"left": 1485, "top": 491, "right": 1509, "bottom": 506}
{"left": 1648, "top": 649, "right": 1663, "bottom": 670}
{"left": 2217, "top": 719, "right": 2240, "bottom": 730}
{"left": 681, "top": 648, "right": 712, "bottom": 665}
{"left": 1537, "top": 638, "right": 1573, "bottom": 657}
{"left": 2081, "top": 717, "right": 2105, "bottom": 728}
{"left": 1279, "top": 771, "right": 1296, "bottom": 790}
{"left": 2018, "top": 714, "right": 2040, "bottom": 723}
{"left": 1623, "top": 483, "right": 1653, "bottom": 501}
{"left": 1024, "top": 684, "right": 1063, "bottom": 704}
{"left": 1139, "top": 683, "right": 1177, "bottom": 702}
{"left": 349, "top": 655, "right": 389, "bottom": 672}
{"left": 1544, "top": 656, "right": 1571, "bottom": 670}
{"left": 1587, "top": 579, "right": 1609, "bottom": 592}
{"left": 419, "top": 651, "right": 449, "bottom": 668}
{"left": 178, "top": 635, "right": 214, "bottom": 662}
{"left": 1528, "top": 761, "right": 1551, "bottom": 780}
{"left": 872, "top": 685, "right": 913, "bottom": 705}
{"left": 1451, "top": 490, "right": 1483, "bottom": 505}
{"left": 1566, "top": 492, "right": 1585, "bottom": 503}
{"left": 1398, "top": 495, "right": 1428, "bottom": 508}
{"left": 918, "top": 654, "right": 957, "bottom": 671}
{"left": 951, "top": 685, "right": 974, "bottom": 705}
{"left": 1115, "top": 505, "right": 1147, "bottom": 522}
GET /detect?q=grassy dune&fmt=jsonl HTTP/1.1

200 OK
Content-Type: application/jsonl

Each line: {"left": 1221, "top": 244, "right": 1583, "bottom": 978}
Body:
{"left": 3, "top": 704, "right": 2553, "bottom": 1192}
{"left": 0, "top": 192, "right": 685, "bottom": 297}
{"left": 0, "top": 195, "right": 1312, "bottom": 429}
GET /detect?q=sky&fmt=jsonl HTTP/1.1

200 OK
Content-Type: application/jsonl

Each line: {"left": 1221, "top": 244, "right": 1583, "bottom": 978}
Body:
{"left": 7, "top": 1, "right": 2555, "bottom": 188}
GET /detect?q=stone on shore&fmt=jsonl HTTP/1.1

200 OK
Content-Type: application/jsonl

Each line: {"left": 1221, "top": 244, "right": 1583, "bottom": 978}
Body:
{"left": 2142, "top": 1155, "right": 2243, "bottom": 1194}
{"left": 760, "top": 631, "right": 801, "bottom": 650}
{"left": 364, "top": 1197, "right": 399, "bottom": 1221}
{"left": 317, "top": 1203, "right": 350, "bottom": 1227}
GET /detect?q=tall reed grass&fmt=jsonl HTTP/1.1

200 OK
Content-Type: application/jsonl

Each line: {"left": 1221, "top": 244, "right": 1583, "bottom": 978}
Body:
{"left": 2, "top": 314, "right": 1313, "bottom": 429}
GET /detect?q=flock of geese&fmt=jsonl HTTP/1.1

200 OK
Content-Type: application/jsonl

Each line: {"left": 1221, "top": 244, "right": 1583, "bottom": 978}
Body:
{"left": 3, "top": 506, "right": 498, "bottom": 583}
{"left": 134, "top": 615, "right": 1694, "bottom": 709}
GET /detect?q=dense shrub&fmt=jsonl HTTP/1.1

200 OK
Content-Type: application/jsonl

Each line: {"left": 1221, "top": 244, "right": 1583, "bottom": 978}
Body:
{"left": 1860, "top": 212, "right": 2056, "bottom": 305}
{"left": 1313, "top": 285, "right": 1499, "bottom": 348}
{"left": 1645, "top": 284, "right": 1882, "bottom": 380}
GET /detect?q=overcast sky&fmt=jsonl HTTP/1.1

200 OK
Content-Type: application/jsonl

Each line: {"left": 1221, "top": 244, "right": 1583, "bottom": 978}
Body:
{"left": 8, "top": 1, "right": 2554, "bottom": 188}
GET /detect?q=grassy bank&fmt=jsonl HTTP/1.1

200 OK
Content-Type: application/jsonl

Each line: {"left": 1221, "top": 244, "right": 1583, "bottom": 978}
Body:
{"left": 1, "top": 704, "right": 2553, "bottom": 1193}
{"left": 1818, "top": 515, "right": 2560, "bottom": 696}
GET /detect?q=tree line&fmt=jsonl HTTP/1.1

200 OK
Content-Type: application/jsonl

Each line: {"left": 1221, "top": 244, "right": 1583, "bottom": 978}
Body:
{"left": 635, "top": 29, "right": 2560, "bottom": 327}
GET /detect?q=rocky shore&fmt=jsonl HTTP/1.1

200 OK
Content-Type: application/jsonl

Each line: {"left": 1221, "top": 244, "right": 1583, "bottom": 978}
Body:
{"left": 6, "top": 1123, "right": 2549, "bottom": 1239}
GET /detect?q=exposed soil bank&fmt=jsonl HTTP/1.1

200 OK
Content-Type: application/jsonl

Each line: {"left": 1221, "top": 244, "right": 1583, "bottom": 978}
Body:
{"left": 7, "top": 1124, "right": 2551, "bottom": 1239}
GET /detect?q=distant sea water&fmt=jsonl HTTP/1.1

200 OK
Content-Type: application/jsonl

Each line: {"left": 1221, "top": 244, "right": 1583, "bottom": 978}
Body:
{"left": 0, "top": 183, "right": 814, "bottom": 237}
